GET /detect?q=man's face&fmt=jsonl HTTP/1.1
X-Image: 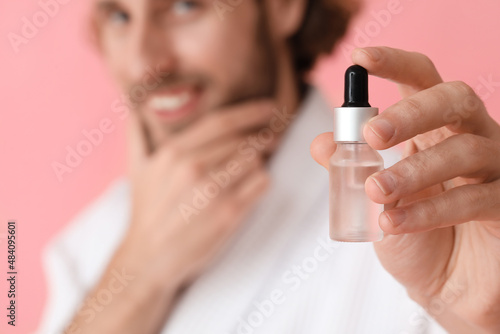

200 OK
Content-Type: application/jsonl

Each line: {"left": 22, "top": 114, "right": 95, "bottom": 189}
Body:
{"left": 93, "top": 0, "right": 278, "bottom": 147}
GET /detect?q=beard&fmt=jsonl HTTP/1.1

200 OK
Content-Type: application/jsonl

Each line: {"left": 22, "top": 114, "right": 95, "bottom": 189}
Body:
{"left": 124, "top": 7, "right": 279, "bottom": 150}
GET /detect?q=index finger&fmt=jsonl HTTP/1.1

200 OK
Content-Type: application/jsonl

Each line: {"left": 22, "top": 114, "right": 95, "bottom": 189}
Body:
{"left": 351, "top": 46, "right": 443, "bottom": 97}
{"left": 362, "top": 81, "right": 493, "bottom": 150}
{"left": 168, "top": 99, "right": 278, "bottom": 151}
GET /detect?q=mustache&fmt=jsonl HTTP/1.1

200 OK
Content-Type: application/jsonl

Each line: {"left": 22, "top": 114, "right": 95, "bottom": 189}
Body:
{"left": 124, "top": 71, "right": 207, "bottom": 106}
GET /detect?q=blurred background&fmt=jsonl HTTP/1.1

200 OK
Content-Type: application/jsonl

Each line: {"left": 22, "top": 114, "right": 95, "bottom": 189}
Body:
{"left": 1, "top": 0, "right": 499, "bottom": 332}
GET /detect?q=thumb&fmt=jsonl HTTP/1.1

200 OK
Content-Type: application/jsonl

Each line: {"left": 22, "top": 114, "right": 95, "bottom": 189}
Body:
{"left": 128, "top": 111, "right": 150, "bottom": 177}
{"left": 310, "top": 132, "right": 336, "bottom": 169}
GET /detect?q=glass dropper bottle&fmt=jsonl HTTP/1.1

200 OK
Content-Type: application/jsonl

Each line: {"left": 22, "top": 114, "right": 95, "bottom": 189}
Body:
{"left": 329, "top": 65, "right": 384, "bottom": 242}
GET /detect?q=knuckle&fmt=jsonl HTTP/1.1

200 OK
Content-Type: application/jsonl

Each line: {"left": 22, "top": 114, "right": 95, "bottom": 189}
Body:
{"left": 462, "top": 186, "right": 485, "bottom": 206}
{"left": 207, "top": 113, "right": 233, "bottom": 130}
{"left": 180, "top": 158, "right": 204, "bottom": 181}
{"left": 389, "top": 163, "right": 412, "bottom": 192}
{"left": 449, "top": 81, "right": 484, "bottom": 113}
{"left": 460, "top": 185, "right": 491, "bottom": 219}
{"left": 449, "top": 81, "right": 483, "bottom": 112}
{"left": 459, "top": 133, "right": 486, "bottom": 157}
{"left": 489, "top": 183, "right": 500, "bottom": 212}
{"left": 218, "top": 115, "right": 235, "bottom": 129}
{"left": 418, "top": 198, "right": 440, "bottom": 223}
{"left": 218, "top": 204, "right": 239, "bottom": 226}
{"left": 400, "top": 97, "right": 423, "bottom": 118}
{"left": 254, "top": 156, "right": 264, "bottom": 169}
{"left": 206, "top": 114, "right": 219, "bottom": 127}
{"left": 416, "top": 52, "right": 437, "bottom": 72}
{"left": 202, "top": 114, "right": 221, "bottom": 130}
{"left": 155, "top": 143, "right": 181, "bottom": 167}
{"left": 163, "top": 144, "right": 181, "bottom": 161}
{"left": 400, "top": 152, "right": 432, "bottom": 187}
{"left": 449, "top": 80, "right": 475, "bottom": 98}
{"left": 430, "top": 83, "right": 450, "bottom": 104}
{"left": 440, "top": 81, "right": 485, "bottom": 131}
{"left": 245, "top": 154, "right": 263, "bottom": 169}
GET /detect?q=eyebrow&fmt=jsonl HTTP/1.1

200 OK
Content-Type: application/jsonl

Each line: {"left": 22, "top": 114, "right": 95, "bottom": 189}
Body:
{"left": 95, "top": 0, "right": 173, "bottom": 11}
{"left": 94, "top": 0, "right": 121, "bottom": 11}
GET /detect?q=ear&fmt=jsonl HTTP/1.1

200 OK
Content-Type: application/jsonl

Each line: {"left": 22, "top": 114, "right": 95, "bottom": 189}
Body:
{"left": 86, "top": 9, "right": 103, "bottom": 54}
{"left": 265, "top": 0, "right": 308, "bottom": 39}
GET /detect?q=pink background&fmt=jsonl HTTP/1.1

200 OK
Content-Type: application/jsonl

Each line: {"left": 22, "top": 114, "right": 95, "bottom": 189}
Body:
{"left": 1, "top": 0, "right": 500, "bottom": 332}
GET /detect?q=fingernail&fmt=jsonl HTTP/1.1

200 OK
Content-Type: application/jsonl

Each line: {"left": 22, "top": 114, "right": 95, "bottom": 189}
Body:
{"left": 361, "top": 47, "right": 381, "bottom": 62}
{"left": 368, "top": 118, "right": 395, "bottom": 142}
{"left": 370, "top": 171, "right": 397, "bottom": 195}
{"left": 382, "top": 209, "right": 406, "bottom": 227}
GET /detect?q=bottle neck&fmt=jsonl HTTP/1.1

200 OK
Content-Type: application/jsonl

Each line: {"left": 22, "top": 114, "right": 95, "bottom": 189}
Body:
{"left": 333, "top": 107, "right": 379, "bottom": 143}
{"left": 330, "top": 142, "right": 382, "bottom": 164}
{"left": 335, "top": 142, "right": 371, "bottom": 150}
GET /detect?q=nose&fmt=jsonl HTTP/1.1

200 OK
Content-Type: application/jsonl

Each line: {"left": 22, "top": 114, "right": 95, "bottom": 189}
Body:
{"left": 127, "top": 18, "right": 174, "bottom": 86}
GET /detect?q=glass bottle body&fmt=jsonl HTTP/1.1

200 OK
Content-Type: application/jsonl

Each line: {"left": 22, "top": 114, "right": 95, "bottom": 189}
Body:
{"left": 329, "top": 143, "right": 384, "bottom": 242}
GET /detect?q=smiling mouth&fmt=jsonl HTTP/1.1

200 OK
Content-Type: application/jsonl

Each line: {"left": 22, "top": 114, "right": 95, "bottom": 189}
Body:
{"left": 146, "top": 86, "right": 202, "bottom": 122}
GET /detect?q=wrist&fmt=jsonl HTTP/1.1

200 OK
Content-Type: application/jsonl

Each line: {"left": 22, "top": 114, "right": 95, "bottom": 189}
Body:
{"left": 116, "top": 230, "right": 185, "bottom": 296}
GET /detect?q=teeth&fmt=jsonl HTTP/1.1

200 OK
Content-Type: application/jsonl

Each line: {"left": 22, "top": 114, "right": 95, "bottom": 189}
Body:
{"left": 151, "top": 92, "right": 191, "bottom": 112}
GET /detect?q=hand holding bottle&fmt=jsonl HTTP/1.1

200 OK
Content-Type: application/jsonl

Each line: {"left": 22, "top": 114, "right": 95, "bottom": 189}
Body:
{"left": 311, "top": 46, "right": 500, "bottom": 333}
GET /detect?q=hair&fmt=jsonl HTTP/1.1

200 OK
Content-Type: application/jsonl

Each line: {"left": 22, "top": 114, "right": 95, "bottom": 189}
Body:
{"left": 290, "top": 0, "right": 361, "bottom": 75}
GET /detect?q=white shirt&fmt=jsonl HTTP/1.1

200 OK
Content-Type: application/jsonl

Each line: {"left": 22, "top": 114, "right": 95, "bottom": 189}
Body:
{"left": 37, "top": 89, "right": 447, "bottom": 334}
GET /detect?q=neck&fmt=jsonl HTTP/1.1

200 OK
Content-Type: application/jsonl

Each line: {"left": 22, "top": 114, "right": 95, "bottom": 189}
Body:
{"left": 274, "top": 44, "right": 302, "bottom": 120}
{"left": 262, "top": 43, "right": 304, "bottom": 160}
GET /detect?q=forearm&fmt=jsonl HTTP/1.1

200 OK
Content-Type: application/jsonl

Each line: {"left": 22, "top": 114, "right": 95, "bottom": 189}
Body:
{"left": 64, "top": 242, "right": 181, "bottom": 334}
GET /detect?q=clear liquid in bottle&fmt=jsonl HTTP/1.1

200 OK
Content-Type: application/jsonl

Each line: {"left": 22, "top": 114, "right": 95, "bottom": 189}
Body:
{"left": 329, "top": 143, "right": 383, "bottom": 242}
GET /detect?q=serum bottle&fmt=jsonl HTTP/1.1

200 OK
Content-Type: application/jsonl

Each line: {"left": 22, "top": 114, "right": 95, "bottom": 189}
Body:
{"left": 329, "top": 65, "right": 384, "bottom": 242}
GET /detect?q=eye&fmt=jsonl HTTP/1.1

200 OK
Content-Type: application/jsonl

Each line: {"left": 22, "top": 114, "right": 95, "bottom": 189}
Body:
{"left": 172, "top": 1, "right": 199, "bottom": 16}
{"left": 109, "top": 9, "right": 130, "bottom": 25}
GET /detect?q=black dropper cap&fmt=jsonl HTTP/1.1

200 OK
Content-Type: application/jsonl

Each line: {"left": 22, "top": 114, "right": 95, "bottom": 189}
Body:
{"left": 341, "top": 65, "right": 371, "bottom": 107}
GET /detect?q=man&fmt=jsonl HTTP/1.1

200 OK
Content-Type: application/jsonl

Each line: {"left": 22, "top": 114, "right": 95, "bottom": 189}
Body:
{"left": 38, "top": 0, "right": 500, "bottom": 333}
